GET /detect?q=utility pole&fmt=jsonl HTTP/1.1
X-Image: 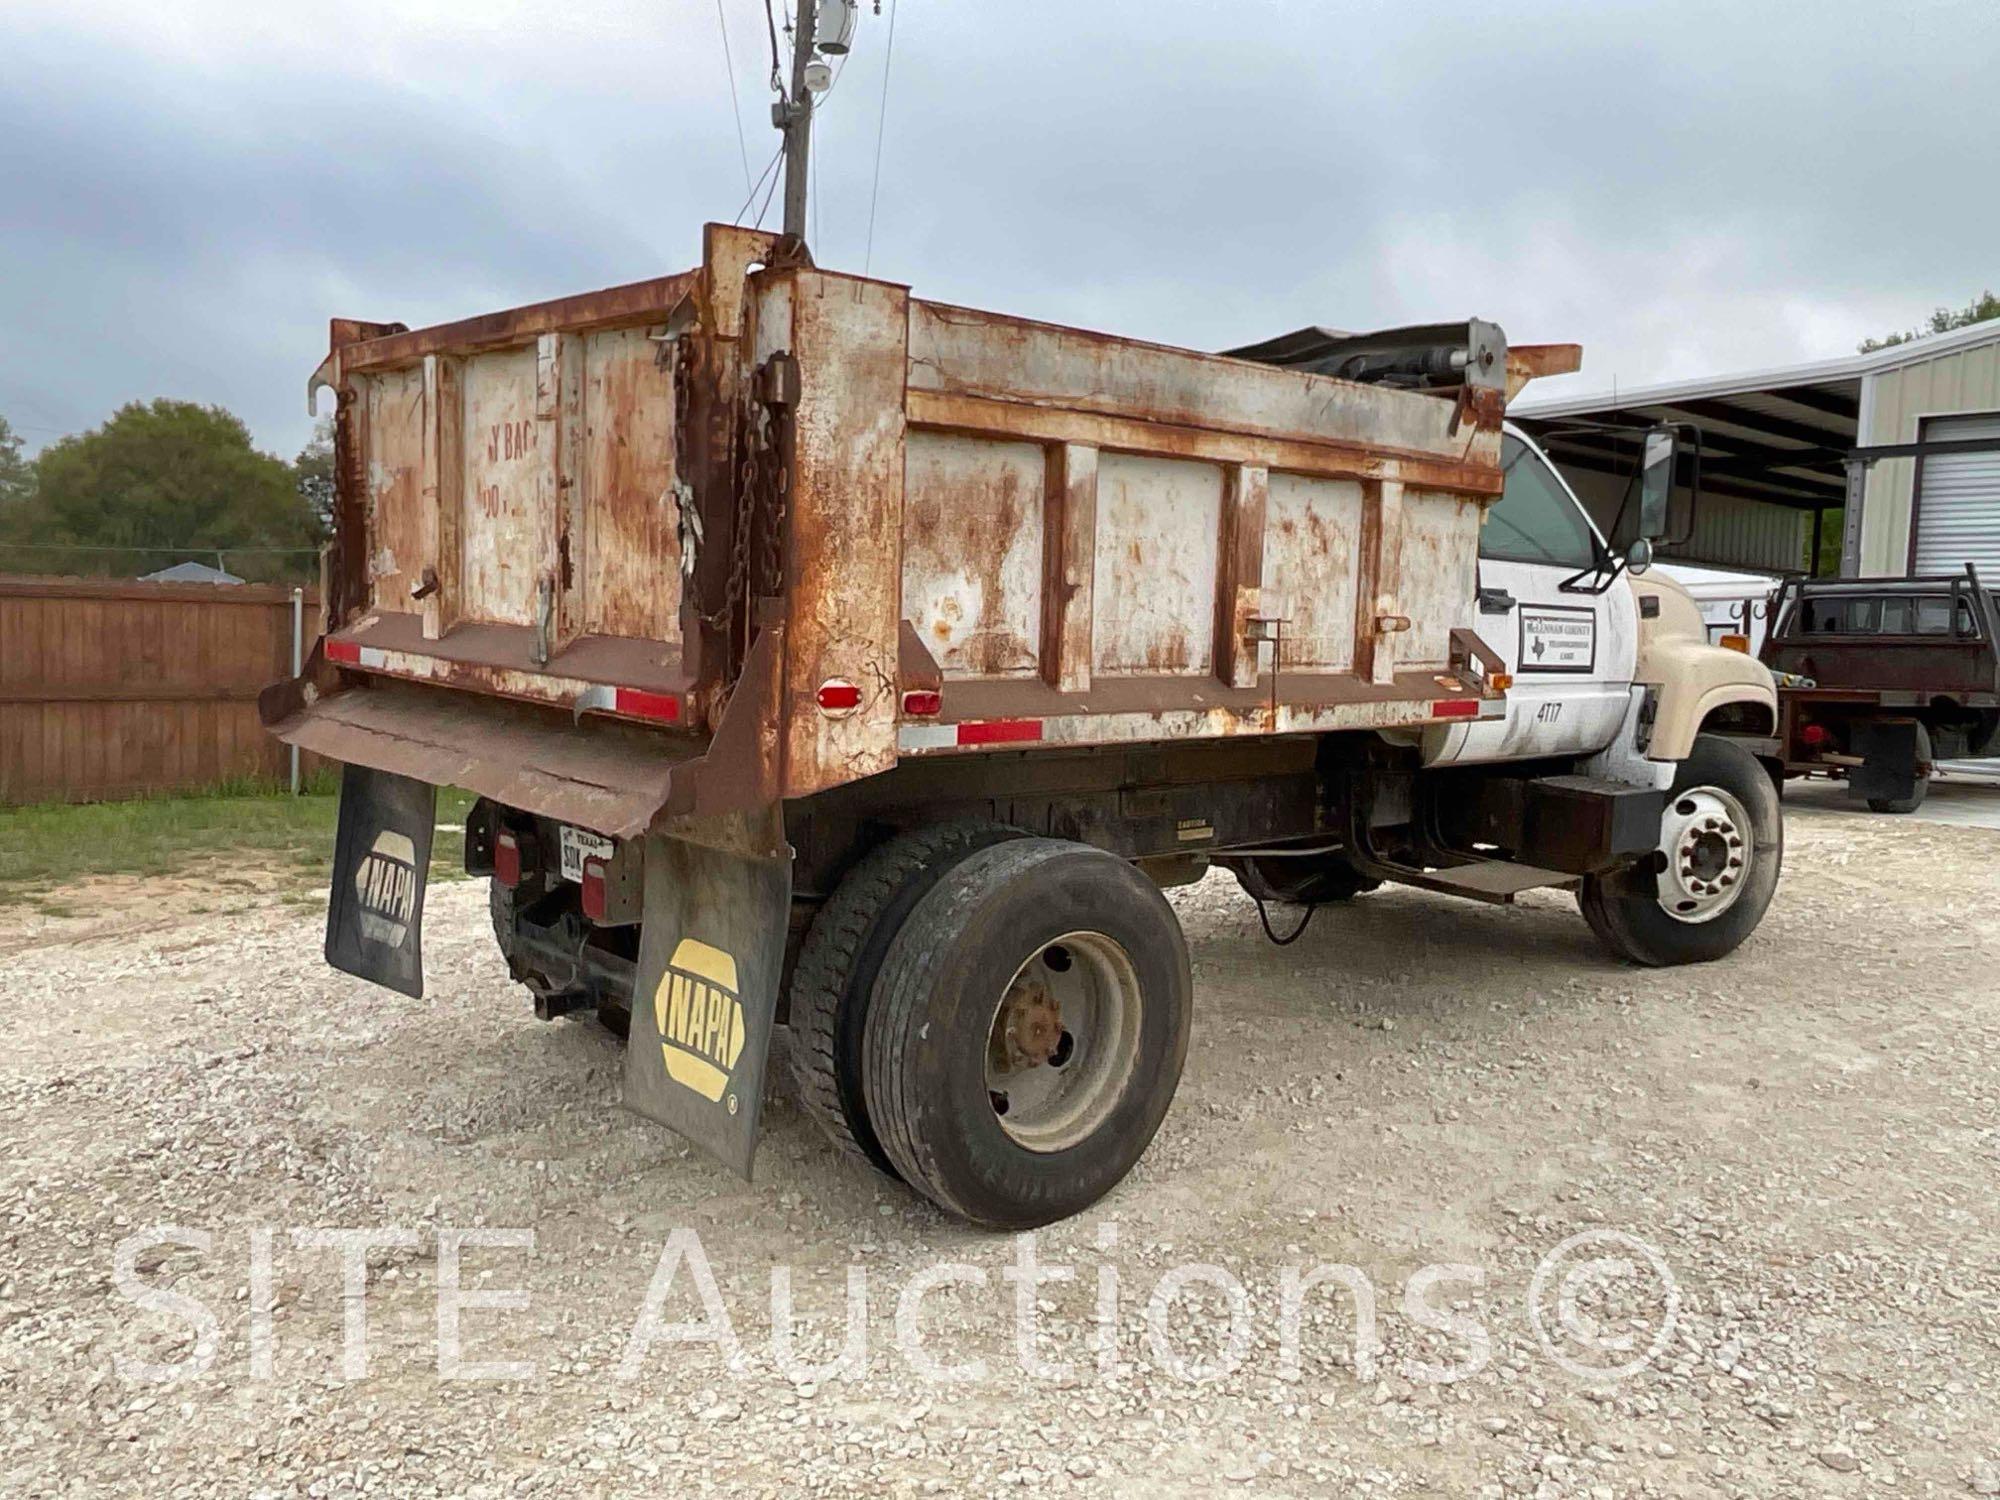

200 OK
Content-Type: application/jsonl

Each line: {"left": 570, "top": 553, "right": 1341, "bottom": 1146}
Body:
{"left": 779, "top": 0, "right": 819, "bottom": 243}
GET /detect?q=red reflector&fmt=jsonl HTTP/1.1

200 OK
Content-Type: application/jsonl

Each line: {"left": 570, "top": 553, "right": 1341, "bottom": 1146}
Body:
{"left": 817, "top": 679, "right": 862, "bottom": 713}
{"left": 1801, "top": 722, "right": 1831, "bottom": 747}
{"left": 901, "top": 689, "right": 942, "bottom": 717}
{"left": 325, "top": 638, "right": 360, "bottom": 665}
{"left": 613, "top": 687, "right": 680, "bottom": 723}
{"left": 1431, "top": 699, "right": 1479, "bottom": 719}
{"left": 494, "top": 831, "right": 521, "bottom": 888}
{"left": 579, "top": 856, "right": 607, "bottom": 922}
{"left": 958, "top": 718, "right": 1042, "bottom": 745}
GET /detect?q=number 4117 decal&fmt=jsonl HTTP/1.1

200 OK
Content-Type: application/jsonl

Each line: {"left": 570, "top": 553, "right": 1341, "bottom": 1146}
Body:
{"left": 1534, "top": 701, "right": 1564, "bottom": 723}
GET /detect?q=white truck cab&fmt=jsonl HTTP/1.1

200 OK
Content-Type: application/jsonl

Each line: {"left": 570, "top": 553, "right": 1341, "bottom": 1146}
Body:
{"left": 1428, "top": 423, "right": 1641, "bottom": 763}
{"left": 1429, "top": 421, "right": 1774, "bottom": 781}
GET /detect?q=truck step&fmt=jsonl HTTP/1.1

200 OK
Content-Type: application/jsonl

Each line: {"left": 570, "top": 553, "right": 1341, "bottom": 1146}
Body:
{"left": 1387, "top": 859, "right": 1575, "bottom": 905}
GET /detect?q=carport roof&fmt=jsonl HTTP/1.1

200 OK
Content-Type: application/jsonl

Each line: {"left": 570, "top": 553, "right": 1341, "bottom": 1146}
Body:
{"left": 1511, "top": 318, "right": 2000, "bottom": 514}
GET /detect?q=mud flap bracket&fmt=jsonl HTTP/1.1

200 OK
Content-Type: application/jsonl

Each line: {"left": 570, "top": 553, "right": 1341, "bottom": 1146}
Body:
{"left": 622, "top": 810, "right": 792, "bottom": 1180}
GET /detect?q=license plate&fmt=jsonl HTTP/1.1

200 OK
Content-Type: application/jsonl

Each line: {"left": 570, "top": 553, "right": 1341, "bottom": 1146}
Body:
{"left": 558, "top": 825, "right": 615, "bottom": 883}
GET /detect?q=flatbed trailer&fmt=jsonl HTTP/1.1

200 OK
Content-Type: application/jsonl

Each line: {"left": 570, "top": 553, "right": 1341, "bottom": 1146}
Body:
{"left": 1762, "top": 566, "right": 2000, "bottom": 812}
{"left": 263, "top": 224, "right": 1782, "bottom": 1226}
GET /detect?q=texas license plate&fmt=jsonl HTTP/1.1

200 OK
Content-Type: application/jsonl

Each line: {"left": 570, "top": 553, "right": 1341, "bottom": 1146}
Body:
{"left": 558, "top": 824, "right": 614, "bottom": 883}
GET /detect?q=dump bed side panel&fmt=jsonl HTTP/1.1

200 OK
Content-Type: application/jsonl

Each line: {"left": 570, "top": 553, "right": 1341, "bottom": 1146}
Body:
{"left": 1091, "top": 453, "right": 1224, "bottom": 677}
{"left": 891, "top": 296, "right": 1507, "bottom": 747}
{"left": 1262, "top": 473, "right": 1361, "bottom": 672}
{"left": 902, "top": 433, "right": 1046, "bottom": 681}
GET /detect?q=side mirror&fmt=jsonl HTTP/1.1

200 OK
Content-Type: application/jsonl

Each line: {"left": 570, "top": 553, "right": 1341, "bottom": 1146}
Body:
{"left": 1638, "top": 426, "right": 1677, "bottom": 541}
{"left": 1625, "top": 537, "right": 1653, "bottom": 575}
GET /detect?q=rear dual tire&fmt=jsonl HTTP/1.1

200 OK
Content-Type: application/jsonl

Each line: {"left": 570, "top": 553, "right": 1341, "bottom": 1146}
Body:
{"left": 865, "top": 840, "right": 1191, "bottom": 1229}
{"left": 786, "top": 822, "right": 1023, "bottom": 1177}
{"left": 792, "top": 835, "right": 1192, "bottom": 1229}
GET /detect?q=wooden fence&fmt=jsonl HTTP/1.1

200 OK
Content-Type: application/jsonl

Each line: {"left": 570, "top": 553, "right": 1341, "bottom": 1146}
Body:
{"left": 0, "top": 575, "right": 319, "bottom": 805}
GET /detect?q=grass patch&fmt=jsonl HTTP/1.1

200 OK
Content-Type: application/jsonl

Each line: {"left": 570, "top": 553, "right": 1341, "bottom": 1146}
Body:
{"left": 0, "top": 785, "right": 477, "bottom": 908}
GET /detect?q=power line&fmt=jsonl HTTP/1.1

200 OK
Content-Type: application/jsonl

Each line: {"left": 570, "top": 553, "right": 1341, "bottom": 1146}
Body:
{"left": 752, "top": 147, "right": 784, "bottom": 228}
{"left": 863, "top": 0, "right": 898, "bottom": 275}
{"left": 714, "top": 0, "right": 755, "bottom": 194}
{"left": 762, "top": 0, "right": 784, "bottom": 91}
{"left": 732, "top": 144, "right": 784, "bottom": 225}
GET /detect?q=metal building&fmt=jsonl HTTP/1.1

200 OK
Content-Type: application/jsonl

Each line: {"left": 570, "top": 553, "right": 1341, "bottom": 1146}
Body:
{"left": 1512, "top": 319, "right": 2000, "bottom": 580}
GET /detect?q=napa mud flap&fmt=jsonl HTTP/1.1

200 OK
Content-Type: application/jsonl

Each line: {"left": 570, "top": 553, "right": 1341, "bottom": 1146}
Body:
{"left": 325, "top": 763, "right": 436, "bottom": 999}
{"left": 623, "top": 814, "right": 792, "bottom": 1179}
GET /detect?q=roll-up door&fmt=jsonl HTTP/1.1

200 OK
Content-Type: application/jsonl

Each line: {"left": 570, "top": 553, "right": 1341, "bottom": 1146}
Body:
{"left": 1913, "top": 412, "right": 2000, "bottom": 575}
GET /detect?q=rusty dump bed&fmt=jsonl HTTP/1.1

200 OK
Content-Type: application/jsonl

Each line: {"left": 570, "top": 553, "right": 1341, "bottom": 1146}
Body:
{"left": 265, "top": 224, "right": 1572, "bottom": 836}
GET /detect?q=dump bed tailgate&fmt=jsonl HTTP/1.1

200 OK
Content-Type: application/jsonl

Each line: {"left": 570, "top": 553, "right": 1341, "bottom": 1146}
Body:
{"left": 313, "top": 270, "right": 702, "bottom": 725}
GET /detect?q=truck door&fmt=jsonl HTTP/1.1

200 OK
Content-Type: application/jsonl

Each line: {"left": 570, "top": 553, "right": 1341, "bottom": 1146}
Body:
{"left": 1428, "top": 429, "right": 1639, "bottom": 764}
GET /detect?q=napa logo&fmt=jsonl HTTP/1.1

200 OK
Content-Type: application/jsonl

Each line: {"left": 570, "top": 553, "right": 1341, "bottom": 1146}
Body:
{"left": 654, "top": 939, "right": 747, "bottom": 1109}
{"left": 354, "top": 830, "right": 418, "bottom": 948}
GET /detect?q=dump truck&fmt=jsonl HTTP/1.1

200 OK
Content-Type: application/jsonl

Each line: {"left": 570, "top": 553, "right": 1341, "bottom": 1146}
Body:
{"left": 1759, "top": 565, "right": 2000, "bottom": 813}
{"left": 262, "top": 224, "right": 1782, "bottom": 1228}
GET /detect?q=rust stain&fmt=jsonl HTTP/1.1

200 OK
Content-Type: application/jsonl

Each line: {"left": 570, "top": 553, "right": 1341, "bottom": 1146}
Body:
{"left": 902, "top": 432, "right": 1043, "bottom": 680}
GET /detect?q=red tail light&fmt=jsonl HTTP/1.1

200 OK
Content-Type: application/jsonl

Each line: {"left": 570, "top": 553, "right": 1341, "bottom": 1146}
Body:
{"left": 1801, "top": 722, "right": 1831, "bottom": 748}
{"left": 612, "top": 687, "right": 681, "bottom": 723}
{"left": 494, "top": 831, "right": 521, "bottom": 888}
{"left": 580, "top": 856, "right": 608, "bottom": 922}
{"left": 816, "top": 679, "right": 862, "bottom": 714}
{"left": 901, "top": 689, "right": 942, "bottom": 717}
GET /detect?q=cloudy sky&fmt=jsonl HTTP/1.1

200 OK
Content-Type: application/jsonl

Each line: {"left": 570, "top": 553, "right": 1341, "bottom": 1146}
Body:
{"left": 3, "top": 0, "right": 1995, "bottom": 458}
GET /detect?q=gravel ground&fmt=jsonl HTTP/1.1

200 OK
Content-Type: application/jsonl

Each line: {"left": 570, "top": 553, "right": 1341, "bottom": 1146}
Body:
{"left": 2, "top": 807, "right": 1998, "bottom": 1498}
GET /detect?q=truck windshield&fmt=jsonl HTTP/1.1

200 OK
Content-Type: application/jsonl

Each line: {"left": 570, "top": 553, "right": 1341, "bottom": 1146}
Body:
{"left": 1485, "top": 436, "right": 1599, "bottom": 571}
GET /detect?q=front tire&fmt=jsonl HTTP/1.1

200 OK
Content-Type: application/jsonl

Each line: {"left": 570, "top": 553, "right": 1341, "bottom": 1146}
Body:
{"left": 1580, "top": 733, "right": 1782, "bottom": 966}
{"left": 863, "top": 839, "right": 1192, "bottom": 1228}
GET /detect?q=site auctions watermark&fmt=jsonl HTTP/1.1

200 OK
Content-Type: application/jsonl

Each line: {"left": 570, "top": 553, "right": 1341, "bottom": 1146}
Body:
{"left": 108, "top": 1222, "right": 1679, "bottom": 1390}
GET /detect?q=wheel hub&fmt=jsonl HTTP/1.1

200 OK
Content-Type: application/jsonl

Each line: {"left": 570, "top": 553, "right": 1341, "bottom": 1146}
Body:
{"left": 992, "top": 979, "right": 1065, "bottom": 1071}
{"left": 982, "top": 933, "right": 1142, "bottom": 1153}
{"left": 1656, "top": 785, "right": 1753, "bottom": 924}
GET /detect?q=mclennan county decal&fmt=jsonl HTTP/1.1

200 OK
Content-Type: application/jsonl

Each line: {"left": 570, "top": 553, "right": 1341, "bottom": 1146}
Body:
{"left": 654, "top": 939, "right": 747, "bottom": 1112}
{"left": 354, "top": 830, "right": 419, "bottom": 948}
{"left": 1518, "top": 604, "right": 1597, "bottom": 674}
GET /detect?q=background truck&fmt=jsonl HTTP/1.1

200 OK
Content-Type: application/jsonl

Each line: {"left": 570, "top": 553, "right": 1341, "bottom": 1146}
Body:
{"left": 262, "top": 224, "right": 1781, "bottom": 1227}
{"left": 1759, "top": 566, "right": 2000, "bottom": 812}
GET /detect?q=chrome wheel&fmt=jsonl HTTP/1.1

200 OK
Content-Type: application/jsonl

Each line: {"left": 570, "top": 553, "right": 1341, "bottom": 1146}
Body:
{"left": 983, "top": 931, "right": 1143, "bottom": 1153}
{"left": 1656, "top": 784, "right": 1753, "bottom": 924}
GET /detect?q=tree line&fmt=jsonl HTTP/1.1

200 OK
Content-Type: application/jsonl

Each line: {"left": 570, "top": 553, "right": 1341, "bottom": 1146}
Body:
{"left": 0, "top": 401, "right": 331, "bottom": 585}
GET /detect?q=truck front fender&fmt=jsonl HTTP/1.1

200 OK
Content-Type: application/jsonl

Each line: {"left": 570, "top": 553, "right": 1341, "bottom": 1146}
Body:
{"left": 1642, "top": 640, "right": 1777, "bottom": 763}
